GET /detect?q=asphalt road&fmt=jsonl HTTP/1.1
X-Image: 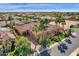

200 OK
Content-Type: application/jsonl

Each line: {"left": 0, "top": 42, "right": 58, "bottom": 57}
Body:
{"left": 39, "top": 29, "right": 79, "bottom": 56}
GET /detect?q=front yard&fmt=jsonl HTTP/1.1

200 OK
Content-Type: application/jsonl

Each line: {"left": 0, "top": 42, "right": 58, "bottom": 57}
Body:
{"left": 70, "top": 24, "right": 79, "bottom": 29}
{"left": 48, "top": 33, "right": 66, "bottom": 46}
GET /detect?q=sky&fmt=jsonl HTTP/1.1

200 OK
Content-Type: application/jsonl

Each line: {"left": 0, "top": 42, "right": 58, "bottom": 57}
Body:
{"left": 0, "top": 3, "right": 79, "bottom": 12}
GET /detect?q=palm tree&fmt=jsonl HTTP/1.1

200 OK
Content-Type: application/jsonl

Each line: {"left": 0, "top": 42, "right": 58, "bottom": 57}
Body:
{"left": 39, "top": 19, "right": 49, "bottom": 30}
{"left": 32, "top": 24, "right": 39, "bottom": 32}
{"left": 22, "top": 15, "right": 29, "bottom": 23}
{"left": 7, "top": 16, "right": 13, "bottom": 24}
{"left": 5, "top": 15, "right": 15, "bottom": 28}
{"left": 54, "top": 16, "right": 60, "bottom": 26}
{"left": 38, "top": 35, "right": 48, "bottom": 48}
{"left": 55, "top": 13, "right": 66, "bottom": 29}
{"left": 60, "top": 15, "right": 66, "bottom": 29}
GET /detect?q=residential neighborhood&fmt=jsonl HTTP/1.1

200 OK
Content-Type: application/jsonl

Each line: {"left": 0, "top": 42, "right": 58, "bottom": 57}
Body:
{"left": 0, "top": 12, "right": 79, "bottom": 56}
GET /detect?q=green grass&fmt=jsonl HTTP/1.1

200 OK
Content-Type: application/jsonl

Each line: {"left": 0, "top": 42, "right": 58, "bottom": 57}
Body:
{"left": 48, "top": 34, "right": 65, "bottom": 46}
{"left": 71, "top": 25, "right": 79, "bottom": 28}
{"left": 59, "top": 34, "right": 65, "bottom": 40}
{"left": 48, "top": 40, "right": 56, "bottom": 46}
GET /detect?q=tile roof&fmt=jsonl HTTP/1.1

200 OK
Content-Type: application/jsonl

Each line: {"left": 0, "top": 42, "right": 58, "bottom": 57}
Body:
{"left": 0, "top": 28, "right": 16, "bottom": 40}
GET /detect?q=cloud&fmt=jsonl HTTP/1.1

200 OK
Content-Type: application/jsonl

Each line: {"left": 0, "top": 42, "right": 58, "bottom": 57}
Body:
{"left": 0, "top": 3, "right": 79, "bottom": 12}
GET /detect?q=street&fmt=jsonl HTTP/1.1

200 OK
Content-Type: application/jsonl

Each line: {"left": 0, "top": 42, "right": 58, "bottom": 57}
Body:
{"left": 39, "top": 29, "right": 79, "bottom": 56}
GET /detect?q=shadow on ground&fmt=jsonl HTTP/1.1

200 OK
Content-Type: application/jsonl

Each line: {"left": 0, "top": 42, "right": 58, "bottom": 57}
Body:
{"left": 38, "top": 50, "right": 50, "bottom": 56}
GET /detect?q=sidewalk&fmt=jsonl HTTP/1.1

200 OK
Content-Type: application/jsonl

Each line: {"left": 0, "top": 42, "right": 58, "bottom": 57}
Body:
{"left": 49, "top": 38, "right": 66, "bottom": 49}
{"left": 38, "top": 37, "right": 67, "bottom": 54}
{"left": 70, "top": 47, "right": 79, "bottom": 56}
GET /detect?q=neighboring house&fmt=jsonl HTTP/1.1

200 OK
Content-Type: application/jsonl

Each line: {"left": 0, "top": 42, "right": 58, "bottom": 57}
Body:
{"left": 64, "top": 15, "right": 75, "bottom": 19}
{"left": 32, "top": 24, "right": 64, "bottom": 40}
{"left": 40, "top": 16, "right": 52, "bottom": 20}
{"left": 0, "top": 28, "right": 16, "bottom": 41}
{"left": 0, "top": 15, "right": 4, "bottom": 21}
{"left": 64, "top": 20, "right": 79, "bottom": 28}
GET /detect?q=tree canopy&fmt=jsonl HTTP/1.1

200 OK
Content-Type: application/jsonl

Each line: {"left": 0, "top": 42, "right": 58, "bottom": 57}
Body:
{"left": 8, "top": 36, "right": 31, "bottom": 56}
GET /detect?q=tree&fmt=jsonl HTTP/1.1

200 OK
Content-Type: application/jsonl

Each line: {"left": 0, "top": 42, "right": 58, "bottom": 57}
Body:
{"left": 8, "top": 36, "right": 31, "bottom": 56}
{"left": 0, "top": 39, "right": 12, "bottom": 56}
{"left": 60, "top": 16, "right": 66, "bottom": 29}
{"left": 54, "top": 16, "right": 60, "bottom": 26}
{"left": 38, "top": 35, "right": 49, "bottom": 48}
{"left": 4, "top": 22, "right": 15, "bottom": 29}
{"left": 55, "top": 13, "right": 66, "bottom": 28}
{"left": 3, "top": 39, "right": 11, "bottom": 51}
{"left": 22, "top": 15, "right": 29, "bottom": 23}
{"left": 17, "top": 17, "right": 22, "bottom": 21}
{"left": 39, "top": 19, "right": 49, "bottom": 30}
{"left": 0, "top": 47, "right": 4, "bottom": 56}
{"left": 32, "top": 24, "right": 39, "bottom": 32}
{"left": 5, "top": 16, "right": 12, "bottom": 26}
{"left": 7, "top": 16, "right": 13, "bottom": 24}
{"left": 5, "top": 15, "right": 15, "bottom": 28}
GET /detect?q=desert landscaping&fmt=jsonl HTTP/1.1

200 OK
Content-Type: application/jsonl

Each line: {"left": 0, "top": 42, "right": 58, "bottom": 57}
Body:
{"left": 0, "top": 12, "right": 79, "bottom": 56}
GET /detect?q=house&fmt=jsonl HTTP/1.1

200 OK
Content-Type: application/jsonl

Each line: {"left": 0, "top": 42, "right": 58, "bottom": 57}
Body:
{"left": 64, "top": 20, "right": 79, "bottom": 28}
{"left": 64, "top": 15, "right": 75, "bottom": 19}
{"left": 14, "top": 22, "right": 35, "bottom": 35}
{"left": 0, "top": 15, "right": 4, "bottom": 21}
{"left": 14, "top": 22, "right": 64, "bottom": 51}
{"left": 14, "top": 23, "right": 38, "bottom": 51}
{"left": 40, "top": 16, "right": 52, "bottom": 20}
{"left": 0, "top": 28, "right": 16, "bottom": 41}
{"left": 32, "top": 24, "right": 64, "bottom": 40}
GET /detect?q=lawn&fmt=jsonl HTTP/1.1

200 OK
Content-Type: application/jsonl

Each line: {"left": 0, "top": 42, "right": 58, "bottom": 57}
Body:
{"left": 48, "top": 40, "right": 56, "bottom": 46}
{"left": 59, "top": 34, "right": 65, "bottom": 40}
{"left": 48, "top": 34, "right": 65, "bottom": 46}
{"left": 70, "top": 25, "right": 79, "bottom": 29}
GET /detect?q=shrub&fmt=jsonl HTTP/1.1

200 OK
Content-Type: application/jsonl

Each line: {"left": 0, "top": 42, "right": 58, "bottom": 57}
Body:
{"left": 70, "top": 25, "right": 74, "bottom": 28}
{"left": 38, "top": 35, "right": 49, "bottom": 48}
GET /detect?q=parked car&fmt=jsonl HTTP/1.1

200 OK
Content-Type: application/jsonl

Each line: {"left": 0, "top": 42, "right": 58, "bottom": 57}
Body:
{"left": 58, "top": 45, "right": 65, "bottom": 53}
{"left": 60, "top": 43, "right": 68, "bottom": 50}
{"left": 65, "top": 39, "right": 72, "bottom": 44}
